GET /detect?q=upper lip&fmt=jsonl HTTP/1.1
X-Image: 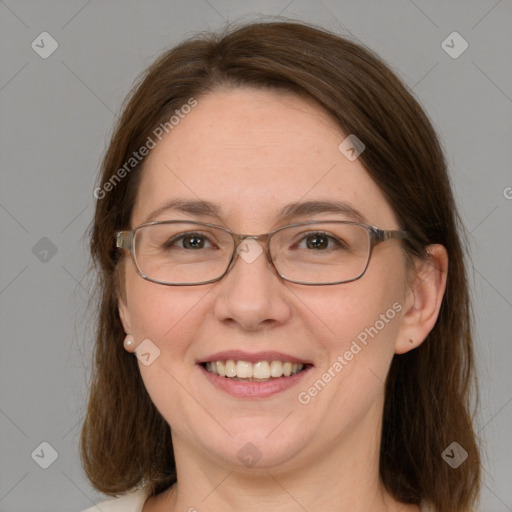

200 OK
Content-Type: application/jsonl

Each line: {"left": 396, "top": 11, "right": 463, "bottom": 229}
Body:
{"left": 198, "top": 350, "right": 313, "bottom": 365}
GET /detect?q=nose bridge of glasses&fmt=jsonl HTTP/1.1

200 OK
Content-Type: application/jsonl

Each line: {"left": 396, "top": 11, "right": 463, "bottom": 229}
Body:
{"left": 232, "top": 232, "right": 271, "bottom": 249}
{"left": 230, "top": 233, "right": 275, "bottom": 270}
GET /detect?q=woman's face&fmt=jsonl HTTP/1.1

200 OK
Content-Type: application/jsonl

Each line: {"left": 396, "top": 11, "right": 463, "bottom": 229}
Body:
{"left": 119, "top": 88, "right": 412, "bottom": 472}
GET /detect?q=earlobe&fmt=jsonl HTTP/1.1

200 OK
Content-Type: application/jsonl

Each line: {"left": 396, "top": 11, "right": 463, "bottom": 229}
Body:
{"left": 123, "top": 334, "right": 135, "bottom": 352}
{"left": 395, "top": 244, "right": 448, "bottom": 354}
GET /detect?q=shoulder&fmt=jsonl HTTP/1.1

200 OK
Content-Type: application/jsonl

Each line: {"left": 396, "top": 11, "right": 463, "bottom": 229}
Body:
{"left": 420, "top": 505, "right": 476, "bottom": 512}
{"left": 81, "top": 486, "right": 151, "bottom": 512}
{"left": 420, "top": 503, "right": 435, "bottom": 512}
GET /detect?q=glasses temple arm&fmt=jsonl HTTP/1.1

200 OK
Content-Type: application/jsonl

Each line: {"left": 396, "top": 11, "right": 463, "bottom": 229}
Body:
{"left": 115, "top": 231, "right": 133, "bottom": 250}
{"left": 374, "top": 228, "right": 409, "bottom": 242}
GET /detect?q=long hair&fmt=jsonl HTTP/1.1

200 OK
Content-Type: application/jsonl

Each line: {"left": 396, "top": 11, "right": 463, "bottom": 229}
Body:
{"left": 81, "top": 21, "right": 481, "bottom": 511}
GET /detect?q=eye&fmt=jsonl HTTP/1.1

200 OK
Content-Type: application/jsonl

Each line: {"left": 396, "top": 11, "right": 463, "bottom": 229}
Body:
{"left": 166, "top": 232, "right": 215, "bottom": 250}
{"left": 295, "top": 232, "right": 346, "bottom": 250}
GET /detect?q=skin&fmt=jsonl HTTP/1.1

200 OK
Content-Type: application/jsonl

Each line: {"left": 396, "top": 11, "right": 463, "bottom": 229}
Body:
{"left": 118, "top": 88, "right": 448, "bottom": 512}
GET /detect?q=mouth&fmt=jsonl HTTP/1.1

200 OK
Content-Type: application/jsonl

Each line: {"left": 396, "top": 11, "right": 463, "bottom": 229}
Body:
{"left": 197, "top": 351, "right": 313, "bottom": 399}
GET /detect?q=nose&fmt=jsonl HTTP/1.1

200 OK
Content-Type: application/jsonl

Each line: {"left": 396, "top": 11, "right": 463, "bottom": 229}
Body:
{"left": 212, "top": 240, "right": 292, "bottom": 331}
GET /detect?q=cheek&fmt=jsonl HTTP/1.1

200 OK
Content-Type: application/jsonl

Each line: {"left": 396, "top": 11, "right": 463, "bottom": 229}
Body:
{"left": 124, "top": 264, "right": 205, "bottom": 346}
{"left": 291, "top": 282, "right": 403, "bottom": 435}
{"left": 124, "top": 270, "right": 211, "bottom": 426}
{"left": 297, "top": 255, "right": 406, "bottom": 396}
{"left": 300, "top": 271, "right": 404, "bottom": 354}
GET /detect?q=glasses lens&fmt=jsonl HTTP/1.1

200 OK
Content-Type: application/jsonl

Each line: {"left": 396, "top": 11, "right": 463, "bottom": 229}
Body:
{"left": 133, "top": 223, "right": 233, "bottom": 284}
{"left": 270, "top": 222, "right": 371, "bottom": 284}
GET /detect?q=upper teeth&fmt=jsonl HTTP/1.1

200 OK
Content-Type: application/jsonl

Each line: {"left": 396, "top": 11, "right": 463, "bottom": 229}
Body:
{"left": 205, "top": 360, "right": 304, "bottom": 379}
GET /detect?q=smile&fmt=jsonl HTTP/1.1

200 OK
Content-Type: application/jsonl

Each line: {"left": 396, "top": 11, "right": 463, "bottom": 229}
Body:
{"left": 199, "top": 355, "right": 312, "bottom": 398}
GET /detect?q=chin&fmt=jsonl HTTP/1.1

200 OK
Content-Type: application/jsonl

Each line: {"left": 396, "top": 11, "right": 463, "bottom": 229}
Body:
{"left": 197, "top": 422, "right": 311, "bottom": 471}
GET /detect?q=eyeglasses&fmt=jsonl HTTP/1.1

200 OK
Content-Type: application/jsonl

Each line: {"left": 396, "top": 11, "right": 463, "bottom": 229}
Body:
{"left": 115, "top": 220, "right": 408, "bottom": 286}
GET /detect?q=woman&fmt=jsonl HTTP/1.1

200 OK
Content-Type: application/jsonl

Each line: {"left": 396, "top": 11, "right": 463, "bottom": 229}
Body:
{"left": 81, "top": 21, "right": 481, "bottom": 512}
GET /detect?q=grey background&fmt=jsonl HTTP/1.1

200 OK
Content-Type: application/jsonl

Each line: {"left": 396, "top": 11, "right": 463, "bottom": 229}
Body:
{"left": 0, "top": 1, "right": 510, "bottom": 511}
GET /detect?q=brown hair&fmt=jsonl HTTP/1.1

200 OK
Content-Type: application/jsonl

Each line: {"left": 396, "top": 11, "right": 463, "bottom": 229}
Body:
{"left": 81, "top": 20, "right": 481, "bottom": 511}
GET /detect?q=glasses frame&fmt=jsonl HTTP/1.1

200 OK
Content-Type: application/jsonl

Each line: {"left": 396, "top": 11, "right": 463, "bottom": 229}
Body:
{"left": 115, "top": 220, "right": 408, "bottom": 286}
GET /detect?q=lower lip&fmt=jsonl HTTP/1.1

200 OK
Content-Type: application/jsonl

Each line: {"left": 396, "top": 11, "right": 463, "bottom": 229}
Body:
{"left": 199, "top": 364, "right": 312, "bottom": 399}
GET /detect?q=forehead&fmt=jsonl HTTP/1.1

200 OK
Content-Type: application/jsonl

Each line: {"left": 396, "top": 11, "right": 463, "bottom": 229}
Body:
{"left": 132, "top": 88, "right": 397, "bottom": 230}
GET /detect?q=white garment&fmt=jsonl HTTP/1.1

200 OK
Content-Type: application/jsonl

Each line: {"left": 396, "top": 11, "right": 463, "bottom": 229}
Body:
{"left": 82, "top": 486, "right": 151, "bottom": 511}
{"left": 82, "top": 485, "right": 435, "bottom": 511}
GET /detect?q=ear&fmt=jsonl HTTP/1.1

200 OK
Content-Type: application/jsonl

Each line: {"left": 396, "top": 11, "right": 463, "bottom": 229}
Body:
{"left": 395, "top": 244, "right": 448, "bottom": 354}
{"left": 117, "top": 266, "right": 132, "bottom": 335}
{"left": 118, "top": 292, "right": 137, "bottom": 354}
{"left": 118, "top": 292, "right": 132, "bottom": 335}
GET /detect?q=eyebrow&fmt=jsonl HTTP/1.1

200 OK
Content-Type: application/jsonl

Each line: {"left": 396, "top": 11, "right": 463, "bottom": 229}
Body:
{"left": 143, "top": 198, "right": 367, "bottom": 224}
